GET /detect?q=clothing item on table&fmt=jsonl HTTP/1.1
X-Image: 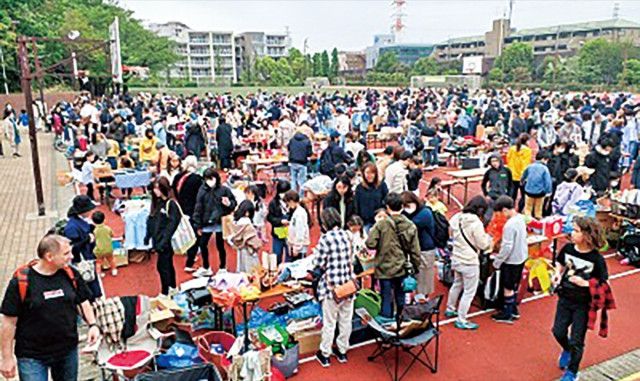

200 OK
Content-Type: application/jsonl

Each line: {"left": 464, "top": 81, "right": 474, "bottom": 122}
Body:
{"left": 122, "top": 205, "right": 151, "bottom": 250}
{"left": 209, "top": 272, "right": 250, "bottom": 292}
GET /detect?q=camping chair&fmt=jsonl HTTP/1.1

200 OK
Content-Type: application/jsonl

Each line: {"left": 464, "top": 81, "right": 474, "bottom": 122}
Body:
{"left": 133, "top": 363, "right": 223, "bottom": 381}
{"left": 361, "top": 295, "right": 443, "bottom": 381}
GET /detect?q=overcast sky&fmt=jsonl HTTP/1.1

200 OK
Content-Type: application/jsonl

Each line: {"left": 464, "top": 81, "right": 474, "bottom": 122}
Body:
{"left": 119, "top": 0, "right": 640, "bottom": 52}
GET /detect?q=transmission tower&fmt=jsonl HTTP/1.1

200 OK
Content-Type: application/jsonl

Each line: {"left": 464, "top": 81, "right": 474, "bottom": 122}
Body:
{"left": 391, "top": 0, "right": 406, "bottom": 42}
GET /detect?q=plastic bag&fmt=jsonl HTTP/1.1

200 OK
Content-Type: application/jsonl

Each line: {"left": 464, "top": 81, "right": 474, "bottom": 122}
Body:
{"left": 156, "top": 342, "right": 202, "bottom": 369}
{"left": 286, "top": 301, "right": 321, "bottom": 321}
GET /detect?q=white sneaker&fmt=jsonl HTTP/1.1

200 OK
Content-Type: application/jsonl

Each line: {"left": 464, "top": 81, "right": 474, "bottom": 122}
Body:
{"left": 217, "top": 268, "right": 227, "bottom": 274}
{"left": 111, "top": 269, "right": 118, "bottom": 276}
{"left": 184, "top": 266, "right": 196, "bottom": 273}
{"left": 194, "top": 267, "right": 213, "bottom": 277}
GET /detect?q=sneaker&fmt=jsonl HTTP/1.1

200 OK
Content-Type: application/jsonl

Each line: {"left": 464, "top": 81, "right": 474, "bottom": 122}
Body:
{"left": 414, "top": 293, "right": 427, "bottom": 304}
{"left": 315, "top": 351, "right": 330, "bottom": 368}
{"left": 217, "top": 268, "right": 227, "bottom": 274}
{"left": 560, "top": 370, "right": 579, "bottom": 381}
{"left": 512, "top": 306, "right": 521, "bottom": 320}
{"left": 558, "top": 350, "right": 571, "bottom": 370}
{"left": 111, "top": 269, "right": 118, "bottom": 276}
{"left": 491, "top": 312, "right": 514, "bottom": 324}
{"left": 333, "top": 349, "right": 348, "bottom": 363}
{"left": 194, "top": 267, "right": 213, "bottom": 277}
{"left": 184, "top": 266, "right": 196, "bottom": 273}
{"left": 444, "top": 309, "right": 458, "bottom": 318}
{"left": 454, "top": 320, "right": 479, "bottom": 330}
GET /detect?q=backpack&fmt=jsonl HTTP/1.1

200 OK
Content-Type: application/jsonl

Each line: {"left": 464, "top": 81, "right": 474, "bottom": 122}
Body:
{"left": 14, "top": 260, "right": 77, "bottom": 303}
{"left": 319, "top": 147, "right": 335, "bottom": 176}
{"left": 430, "top": 210, "right": 450, "bottom": 248}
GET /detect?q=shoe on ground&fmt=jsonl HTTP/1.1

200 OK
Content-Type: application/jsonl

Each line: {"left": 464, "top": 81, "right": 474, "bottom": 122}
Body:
{"left": 111, "top": 269, "right": 118, "bottom": 276}
{"left": 315, "top": 351, "right": 330, "bottom": 368}
{"left": 444, "top": 309, "right": 458, "bottom": 318}
{"left": 184, "top": 266, "right": 196, "bottom": 273}
{"left": 194, "top": 267, "right": 213, "bottom": 277}
{"left": 333, "top": 349, "right": 348, "bottom": 364}
{"left": 558, "top": 350, "right": 571, "bottom": 370}
{"left": 491, "top": 312, "right": 515, "bottom": 324}
{"left": 454, "top": 320, "right": 479, "bottom": 330}
{"left": 217, "top": 268, "right": 227, "bottom": 274}
{"left": 560, "top": 370, "right": 579, "bottom": 381}
{"left": 512, "top": 308, "right": 520, "bottom": 320}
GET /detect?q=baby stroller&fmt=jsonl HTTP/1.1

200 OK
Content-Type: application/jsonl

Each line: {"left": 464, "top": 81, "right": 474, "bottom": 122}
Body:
{"left": 619, "top": 226, "right": 640, "bottom": 267}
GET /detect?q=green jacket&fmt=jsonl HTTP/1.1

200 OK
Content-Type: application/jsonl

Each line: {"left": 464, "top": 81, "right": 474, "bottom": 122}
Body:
{"left": 365, "top": 214, "right": 421, "bottom": 280}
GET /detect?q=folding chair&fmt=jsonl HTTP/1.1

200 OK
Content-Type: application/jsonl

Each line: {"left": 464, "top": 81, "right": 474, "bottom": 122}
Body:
{"left": 362, "top": 295, "right": 443, "bottom": 381}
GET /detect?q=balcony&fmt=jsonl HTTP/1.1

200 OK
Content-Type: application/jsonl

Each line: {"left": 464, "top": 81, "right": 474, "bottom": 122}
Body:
{"left": 189, "top": 49, "right": 211, "bottom": 56}
{"left": 191, "top": 59, "right": 211, "bottom": 67}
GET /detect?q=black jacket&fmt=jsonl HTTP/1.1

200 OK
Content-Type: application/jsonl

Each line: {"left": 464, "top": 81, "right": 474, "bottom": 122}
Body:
{"left": 146, "top": 199, "right": 181, "bottom": 252}
{"left": 173, "top": 172, "right": 203, "bottom": 217}
{"left": 216, "top": 123, "right": 233, "bottom": 157}
{"left": 319, "top": 141, "right": 352, "bottom": 178}
{"left": 482, "top": 158, "right": 513, "bottom": 200}
{"left": 185, "top": 123, "right": 205, "bottom": 156}
{"left": 192, "top": 184, "right": 237, "bottom": 229}
{"left": 323, "top": 192, "right": 356, "bottom": 229}
{"left": 108, "top": 121, "right": 127, "bottom": 143}
{"left": 585, "top": 146, "right": 611, "bottom": 194}
{"left": 354, "top": 182, "right": 388, "bottom": 225}
{"left": 267, "top": 197, "right": 289, "bottom": 236}
{"left": 288, "top": 132, "right": 312, "bottom": 165}
{"left": 548, "top": 152, "right": 579, "bottom": 186}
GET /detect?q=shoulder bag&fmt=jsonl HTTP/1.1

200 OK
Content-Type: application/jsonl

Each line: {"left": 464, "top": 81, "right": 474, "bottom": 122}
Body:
{"left": 328, "top": 235, "right": 358, "bottom": 302}
{"left": 390, "top": 217, "right": 418, "bottom": 292}
{"left": 167, "top": 200, "right": 197, "bottom": 255}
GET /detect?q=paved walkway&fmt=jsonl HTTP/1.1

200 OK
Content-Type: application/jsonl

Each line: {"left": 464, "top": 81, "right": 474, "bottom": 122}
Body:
{"left": 578, "top": 349, "right": 640, "bottom": 381}
{"left": 0, "top": 132, "right": 101, "bottom": 380}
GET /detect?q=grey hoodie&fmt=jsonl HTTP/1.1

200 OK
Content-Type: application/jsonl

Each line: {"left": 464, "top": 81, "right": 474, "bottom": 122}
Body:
{"left": 481, "top": 154, "right": 513, "bottom": 200}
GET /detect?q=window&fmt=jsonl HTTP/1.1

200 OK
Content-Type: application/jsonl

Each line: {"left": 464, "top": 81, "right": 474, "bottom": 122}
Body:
{"left": 573, "top": 31, "right": 587, "bottom": 37}
{"left": 558, "top": 44, "right": 567, "bottom": 50}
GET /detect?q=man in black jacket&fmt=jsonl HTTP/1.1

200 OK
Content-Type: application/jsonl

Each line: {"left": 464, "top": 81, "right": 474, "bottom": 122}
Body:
{"left": 288, "top": 129, "right": 312, "bottom": 196}
{"left": 482, "top": 154, "right": 513, "bottom": 201}
{"left": 585, "top": 139, "right": 614, "bottom": 196}
{"left": 319, "top": 131, "right": 352, "bottom": 178}
{"left": 107, "top": 114, "right": 127, "bottom": 149}
{"left": 216, "top": 116, "right": 234, "bottom": 170}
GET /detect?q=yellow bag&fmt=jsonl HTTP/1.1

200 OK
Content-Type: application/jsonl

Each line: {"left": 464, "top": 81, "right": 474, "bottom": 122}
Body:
{"left": 273, "top": 226, "right": 288, "bottom": 240}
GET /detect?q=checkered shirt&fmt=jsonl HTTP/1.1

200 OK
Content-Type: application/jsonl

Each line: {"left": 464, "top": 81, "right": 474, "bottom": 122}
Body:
{"left": 312, "top": 229, "right": 355, "bottom": 302}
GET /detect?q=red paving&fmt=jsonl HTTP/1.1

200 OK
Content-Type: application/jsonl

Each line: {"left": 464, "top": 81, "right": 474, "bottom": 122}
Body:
{"left": 97, "top": 168, "right": 640, "bottom": 381}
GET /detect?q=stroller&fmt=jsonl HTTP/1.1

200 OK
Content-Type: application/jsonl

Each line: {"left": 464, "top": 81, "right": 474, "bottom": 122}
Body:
{"left": 619, "top": 226, "right": 640, "bottom": 267}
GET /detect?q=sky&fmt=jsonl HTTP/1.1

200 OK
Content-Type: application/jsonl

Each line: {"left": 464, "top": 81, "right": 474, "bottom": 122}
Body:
{"left": 119, "top": 0, "right": 640, "bottom": 52}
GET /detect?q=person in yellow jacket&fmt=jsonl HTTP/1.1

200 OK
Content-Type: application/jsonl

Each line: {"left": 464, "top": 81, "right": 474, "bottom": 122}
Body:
{"left": 506, "top": 133, "right": 532, "bottom": 210}
{"left": 139, "top": 128, "right": 158, "bottom": 164}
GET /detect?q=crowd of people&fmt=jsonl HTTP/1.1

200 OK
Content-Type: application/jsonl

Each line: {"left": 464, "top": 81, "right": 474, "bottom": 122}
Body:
{"left": 1, "top": 85, "right": 637, "bottom": 381}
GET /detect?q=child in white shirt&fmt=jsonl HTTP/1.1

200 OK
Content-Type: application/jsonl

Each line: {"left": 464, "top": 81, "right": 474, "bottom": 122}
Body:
{"left": 283, "top": 190, "right": 310, "bottom": 262}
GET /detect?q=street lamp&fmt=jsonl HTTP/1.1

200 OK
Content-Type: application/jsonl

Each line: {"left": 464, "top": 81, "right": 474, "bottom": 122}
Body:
{"left": 17, "top": 32, "right": 109, "bottom": 216}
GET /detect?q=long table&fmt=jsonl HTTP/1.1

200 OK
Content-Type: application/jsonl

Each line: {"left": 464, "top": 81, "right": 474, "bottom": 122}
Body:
{"left": 446, "top": 167, "right": 488, "bottom": 204}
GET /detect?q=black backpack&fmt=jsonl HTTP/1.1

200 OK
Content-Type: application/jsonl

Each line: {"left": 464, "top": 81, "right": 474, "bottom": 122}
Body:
{"left": 319, "top": 147, "right": 335, "bottom": 176}
{"left": 430, "top": 210, "right": 450, "bottom": 248}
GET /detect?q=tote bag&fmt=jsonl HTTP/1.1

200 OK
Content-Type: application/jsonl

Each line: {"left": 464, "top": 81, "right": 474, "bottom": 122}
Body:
{"left": 167, "top": 200, "right": 197, "bottom": 255}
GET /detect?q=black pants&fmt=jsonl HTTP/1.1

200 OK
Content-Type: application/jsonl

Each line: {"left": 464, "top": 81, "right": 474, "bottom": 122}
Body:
{"left": 156, "top": 248, "right": 176, "bottom": 295}
{"left": 185, "top": 221, "right": 202, "bottom": 268}
{"left": 220, "top": 155, "right": 232, "bottom": 170}
{"left": 86, "top": 182, "right": 95, "bottom": 201}
{"left": 552, "top": 297, "right": 589, "bottom": 373}
{"left": 197, "top": 231, "right": 226, "bottom": 270}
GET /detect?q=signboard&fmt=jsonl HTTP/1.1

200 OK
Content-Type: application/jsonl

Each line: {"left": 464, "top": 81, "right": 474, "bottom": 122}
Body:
{"left": 462, "top": 55, "right": 483, "bottom": 75}
{"left": 109, "top": 17, "right": 123, "bottom": 83}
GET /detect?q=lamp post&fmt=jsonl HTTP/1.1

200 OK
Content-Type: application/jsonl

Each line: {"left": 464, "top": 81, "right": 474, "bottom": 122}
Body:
{"left": 17, "top": 31, "right": 108, "bottom": 216}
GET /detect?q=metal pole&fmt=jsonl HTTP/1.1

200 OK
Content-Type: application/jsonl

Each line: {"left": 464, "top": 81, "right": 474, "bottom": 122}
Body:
{"left": 18, "top": 37, "right": 46, "bottom": 216}
{"left": 31, "top": 40, "right": 46, "bottom": 124}
{"left": 0, "top": 45, "right": 8, "bottom": 94}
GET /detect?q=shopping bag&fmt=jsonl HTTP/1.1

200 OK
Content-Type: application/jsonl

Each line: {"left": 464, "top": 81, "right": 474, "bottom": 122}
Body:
{"left": 169, "top": 201, "right": 197, "bottom": 255}
{"left": 484, "top": 270, "right": 500, "bottom": 303}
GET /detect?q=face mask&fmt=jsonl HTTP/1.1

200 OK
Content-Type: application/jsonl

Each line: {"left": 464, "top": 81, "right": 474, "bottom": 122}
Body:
{"left": 206, "top": 179, "right": 216, "bottom": 187}
{"left": 404, "top": 205, "right": 416, "bottom": 214}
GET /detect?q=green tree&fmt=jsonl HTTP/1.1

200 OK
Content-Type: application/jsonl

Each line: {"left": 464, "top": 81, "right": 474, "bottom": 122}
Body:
{"left": 287, "top": 47, "right": 306, "bottom": 85}
{"left": 576, "top": 38, "right": 639, "bottom": 85}
{"left": 330, "top": 47, "right": 339, "bottom": 79}
{"left": 619, "top": 59, "right": 640, "bottom": 86}
{"left": 374, "top": 51, "right": 400, "bottom": 73}
{"left": 494, "top": 42, "right": 534, "bottom": 82}
{"left": 488, "top": 67, "right": 504, "bottom": 82}
{"left": 321, "top": 50, "right": 330, "bottom": 77}
{"left": 411, "top": 57, "right": 439, "bottom": 76}
{"left": 0, "top": 0, "right": 178, "bottom": 91}
{"left": 312, "top": 52, "right": 322, "bottom": 76}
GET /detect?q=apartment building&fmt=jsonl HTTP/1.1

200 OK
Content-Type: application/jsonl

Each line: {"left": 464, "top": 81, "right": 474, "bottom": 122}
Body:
{"left": 235, "top": 32, "right": 289, "bottom": 78}
{"left": 433, "top": 18, "right": 640, "bottom": 63}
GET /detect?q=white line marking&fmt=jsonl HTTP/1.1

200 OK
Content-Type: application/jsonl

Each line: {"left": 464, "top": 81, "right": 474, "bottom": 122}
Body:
{"left": 299, "top": 266, "right": 640, "bottom": 364}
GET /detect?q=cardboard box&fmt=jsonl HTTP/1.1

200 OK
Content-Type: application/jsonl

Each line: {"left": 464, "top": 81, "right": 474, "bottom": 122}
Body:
{"left": 294, "top": 328, "right": 322, "bottom": 356}
{"left": 101, "top": 254, "right": 128, "bottom": 270}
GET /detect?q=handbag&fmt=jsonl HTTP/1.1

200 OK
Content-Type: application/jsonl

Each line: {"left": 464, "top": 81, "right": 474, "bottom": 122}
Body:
{"left": 328, "top": 240, "right": 358, "bottom": 302}
{"left": 167, "top": 200, "right": 197, "bottom": 255}
{"left": 484, "top": 270, "right": 501, "bottom": 303}
{"left": 74, "top": 259, "right": 96, "bottom": 282}
{"left": 389, "top": 218, "right": 418, "bottom": 290}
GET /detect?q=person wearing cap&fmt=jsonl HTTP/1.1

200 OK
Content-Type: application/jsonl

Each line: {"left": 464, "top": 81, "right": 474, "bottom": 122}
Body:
{"left": 552, "top": 168, "right": 587, "bottom": 216}
{"left": 63, "top": 195, "right": 102, "bottom": 300}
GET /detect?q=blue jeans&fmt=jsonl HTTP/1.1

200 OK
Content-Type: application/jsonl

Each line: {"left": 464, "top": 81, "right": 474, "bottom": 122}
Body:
{"left": 380, "top": 277, "right": 406, "bottom": 318}
{"left": 290, "top": 163, "right": 308, "bottom": 197}
{"left": 272, "top": 236, "right": 289, "bottom": 264}
{"left": 18, "top": 348, "right": 78, "bottom": 381}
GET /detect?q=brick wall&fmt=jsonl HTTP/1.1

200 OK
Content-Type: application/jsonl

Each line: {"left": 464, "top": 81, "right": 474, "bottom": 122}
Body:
{"left": 0, "top": 91, "right": 78, "bottom": 112}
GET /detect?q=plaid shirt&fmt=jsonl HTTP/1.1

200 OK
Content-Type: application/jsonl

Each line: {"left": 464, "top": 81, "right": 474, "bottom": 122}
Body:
{"left": 312, "top": 229, "right": 355, "bottom": 302}
{"left": 588, "top": 279, "right": 616, "bottom": 338}
{"left": 93, "top": 297, "right": 125, "bottom": 351}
